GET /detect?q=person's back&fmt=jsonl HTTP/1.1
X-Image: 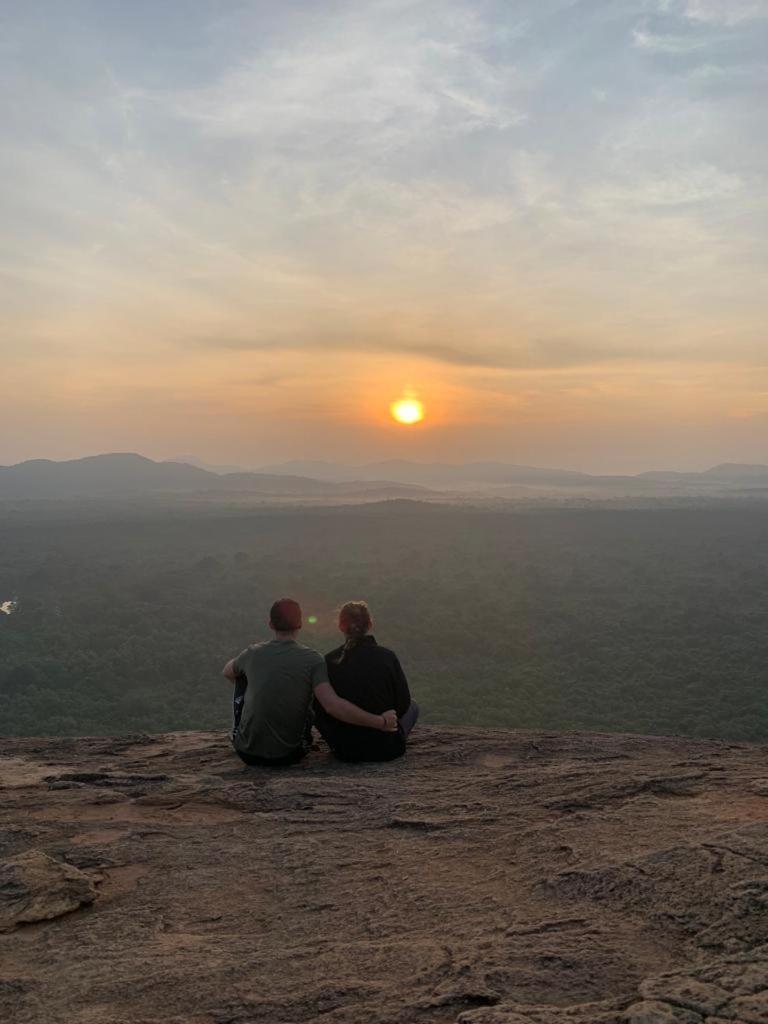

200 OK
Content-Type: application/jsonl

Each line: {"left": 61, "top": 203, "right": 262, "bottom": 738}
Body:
{"left": 315, "top": 601, "right": 419, "bottom": 762}
{"left": 222, "top": 597, "right": 400, "bottom": 767}
{"left": 233, "top": 637, "right": 325, "bottom": 761}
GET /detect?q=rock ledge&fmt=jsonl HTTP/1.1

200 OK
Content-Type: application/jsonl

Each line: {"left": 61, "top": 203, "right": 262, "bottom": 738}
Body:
{"left": 1, "top": 727, "right": 767, "bottom": 1024}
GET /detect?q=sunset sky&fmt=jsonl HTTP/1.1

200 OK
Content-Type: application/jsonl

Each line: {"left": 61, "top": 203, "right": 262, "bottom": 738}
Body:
{"left": 3, "top": 0, "right": 767, "bottom": 472}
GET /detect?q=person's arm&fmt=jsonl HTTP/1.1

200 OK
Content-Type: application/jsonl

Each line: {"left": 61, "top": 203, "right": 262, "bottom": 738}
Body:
{"left": 390, "top": 653, "right": 412, "bottom": 719}
{"left": 223, "top": 648, "right": 248, "bottom": 683}
{"left": 313, "top": 682, "right": 397, "bottom": 732}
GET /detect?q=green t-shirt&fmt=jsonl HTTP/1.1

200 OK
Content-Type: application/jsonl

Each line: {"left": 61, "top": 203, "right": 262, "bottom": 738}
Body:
{"left": 232, "top": 639, "right": 328, "bottom": 759}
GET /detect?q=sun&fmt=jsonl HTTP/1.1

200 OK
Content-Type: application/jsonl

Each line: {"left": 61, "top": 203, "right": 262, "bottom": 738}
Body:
{"left": 390, "top": 398, "right": 424, "bottom": 425}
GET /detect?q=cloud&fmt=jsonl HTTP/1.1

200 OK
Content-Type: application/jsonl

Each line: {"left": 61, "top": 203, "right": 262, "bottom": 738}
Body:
{"left": 3, "top": 0, "right": 768, "bottom": 467}
{"left": 632, "top": 26, "right": 709, "bottom": 53}
{"left": 585, "top": 164, "right": 744, "bottom": 207}
{"left": 188, "top": 329, "right": 712, "bottom": 372}
{"left": 681, "top": 0, "right": 768, "bottom": 25}
{"left": 657, "top": 0, "right": 768, "bottom": 24}
{"left": 162, "top": 6, "right": 529, "bottom": 160}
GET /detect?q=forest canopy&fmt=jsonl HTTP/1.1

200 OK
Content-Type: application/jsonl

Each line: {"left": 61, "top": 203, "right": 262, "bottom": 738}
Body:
{"left": 1, "top": 500, "right": 767, "bottom": 742}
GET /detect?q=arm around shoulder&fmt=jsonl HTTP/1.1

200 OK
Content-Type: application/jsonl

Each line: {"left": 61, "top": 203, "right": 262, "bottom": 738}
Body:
{"left": 313, "top": 682, "right": 396, "bottom": 731}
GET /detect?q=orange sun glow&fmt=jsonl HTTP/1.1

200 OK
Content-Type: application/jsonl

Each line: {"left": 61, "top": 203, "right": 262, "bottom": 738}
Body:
{"left": 390, "top": 398, "right": 425, "bottom": 425}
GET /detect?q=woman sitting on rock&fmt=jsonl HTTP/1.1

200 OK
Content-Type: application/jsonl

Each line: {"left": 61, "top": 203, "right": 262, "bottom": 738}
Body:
{"left": 314, "top": 601, "right": 419, "bottom": 762}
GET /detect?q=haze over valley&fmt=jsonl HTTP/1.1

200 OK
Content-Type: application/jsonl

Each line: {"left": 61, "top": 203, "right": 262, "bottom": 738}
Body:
{"left": 5, "top": 451, "right": 768, "bottom": 503}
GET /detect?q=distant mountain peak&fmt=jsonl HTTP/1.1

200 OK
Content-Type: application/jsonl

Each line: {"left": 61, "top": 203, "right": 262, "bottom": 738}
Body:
{"left": 0, "top": 453, "right": 432, "bottom": 501}
{"left": 5, "top": 452, "right": 768, "bottom": 501}
{"left": 703, "top": 462, "right": 768, "bottom": 477}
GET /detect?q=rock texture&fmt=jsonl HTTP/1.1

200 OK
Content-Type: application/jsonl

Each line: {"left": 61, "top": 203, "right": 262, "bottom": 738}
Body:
{"left": 0, "top": 849, "right": 97, "bottom": 931}
{"left": 0, "top": 727, "right": 767, "bottom": 1024}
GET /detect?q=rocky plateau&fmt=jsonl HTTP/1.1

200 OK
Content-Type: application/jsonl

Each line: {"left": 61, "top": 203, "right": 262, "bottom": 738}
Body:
{"left": 1, "top": 727, "right": 767, "bottom": 1024}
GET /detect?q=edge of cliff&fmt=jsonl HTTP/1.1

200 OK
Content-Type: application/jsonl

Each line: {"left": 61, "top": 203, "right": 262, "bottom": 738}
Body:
{"left": 2, "top": 726, "right": 767, "bottom": 1024}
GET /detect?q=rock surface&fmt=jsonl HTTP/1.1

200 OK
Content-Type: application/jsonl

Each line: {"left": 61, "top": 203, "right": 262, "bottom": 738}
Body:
{"left": 0, "top": 849, "right": 97, "bottom": 931}
{"left": 0, "top": 727, "right": 767, "bottom": 1024}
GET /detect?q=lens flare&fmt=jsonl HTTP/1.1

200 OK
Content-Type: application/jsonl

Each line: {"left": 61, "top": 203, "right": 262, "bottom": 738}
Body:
{"left": 390, "top": 398, "right": 424, "bottom": 425}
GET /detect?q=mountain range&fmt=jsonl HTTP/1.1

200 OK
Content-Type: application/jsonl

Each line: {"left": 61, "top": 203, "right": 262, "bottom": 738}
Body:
{"left": 257, "top": 459, "right": 592, "bottom": 486}
{"left": 0, "top": 453, "right": 430, "bottom": 500}
{"left": 258, "top": 458, "right": 768, "bottom": 488}
{"left": 2, "top": 452, "right": 768, "bottom": 500}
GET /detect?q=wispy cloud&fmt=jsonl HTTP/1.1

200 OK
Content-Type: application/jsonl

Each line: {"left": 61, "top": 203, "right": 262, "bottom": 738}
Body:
{"left": 585, "top": 164, "right": 744, "bottom": 206}
{"left": 673, "top": 0, "right": 768, "bottom": 25}
{"left": 632, "top": 25, "right": 710, "bottom": 52}
{"left": 2, "top": 1, "right": 768, "bottom": 466}
{"left": 164, "top": 9, "right": 528, "bottom": 155}
{"left": 188, "top": 327, "right": 744, "bottom": 372}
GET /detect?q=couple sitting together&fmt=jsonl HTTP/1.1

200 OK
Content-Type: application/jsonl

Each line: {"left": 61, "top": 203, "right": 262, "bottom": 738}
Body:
{"left": 222, "top": 597, "right": 419, "bottom": 766}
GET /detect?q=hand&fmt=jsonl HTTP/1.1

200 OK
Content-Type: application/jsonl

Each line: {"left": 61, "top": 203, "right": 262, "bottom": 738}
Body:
{"left": 380, "top": 710, "right": 398, "bottom": 732}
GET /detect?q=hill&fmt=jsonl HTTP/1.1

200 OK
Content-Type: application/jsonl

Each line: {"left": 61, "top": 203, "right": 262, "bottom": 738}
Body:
{"left": 1, "top": 727, "right": 767, "bottom": 1023}
{"left": 0, "top": 454, "right": 431, "bottom": 501}
{"left": 258, "top": 459, "right": 594, "bottom": 487}
{"left": 5, "top": 454, "right": 768, "bottom": 503}
{"left": 261, "top": 459, "right": 768, "bottom": 491}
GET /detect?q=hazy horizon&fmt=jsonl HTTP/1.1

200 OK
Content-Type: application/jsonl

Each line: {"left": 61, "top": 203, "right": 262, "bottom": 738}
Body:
{"left": 5, "top": 447, "right": 768, "bottom": 478}
{"left": 3, "top": 1, "right": 768, "bottom": 474}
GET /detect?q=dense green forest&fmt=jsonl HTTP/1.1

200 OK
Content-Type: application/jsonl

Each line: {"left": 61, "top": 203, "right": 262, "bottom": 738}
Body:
{"left": 1, "top": 499, "right": 767, "bottom": 742}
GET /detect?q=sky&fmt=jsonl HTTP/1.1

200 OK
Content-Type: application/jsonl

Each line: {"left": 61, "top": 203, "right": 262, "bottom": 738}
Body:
{"left": 2, "top": 0, "right": 767, "bottom": 473}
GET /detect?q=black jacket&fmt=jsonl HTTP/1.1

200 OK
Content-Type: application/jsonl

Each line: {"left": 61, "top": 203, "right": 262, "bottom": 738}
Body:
{"left": 314, "top": 636, "right": 412, "bottom": 761}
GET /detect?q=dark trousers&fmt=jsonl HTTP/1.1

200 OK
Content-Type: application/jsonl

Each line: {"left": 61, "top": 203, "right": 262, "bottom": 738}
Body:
{"left": 232, "top": 674, "right": 309, "bottom": 768}
{"left": 235, "top": 746, "right": 307, "bottom": 767}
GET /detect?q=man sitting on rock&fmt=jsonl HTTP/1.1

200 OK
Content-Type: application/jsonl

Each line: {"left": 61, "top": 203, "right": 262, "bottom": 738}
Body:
{"left": 222, "top": 597, "right": 398, "bottom": 766}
